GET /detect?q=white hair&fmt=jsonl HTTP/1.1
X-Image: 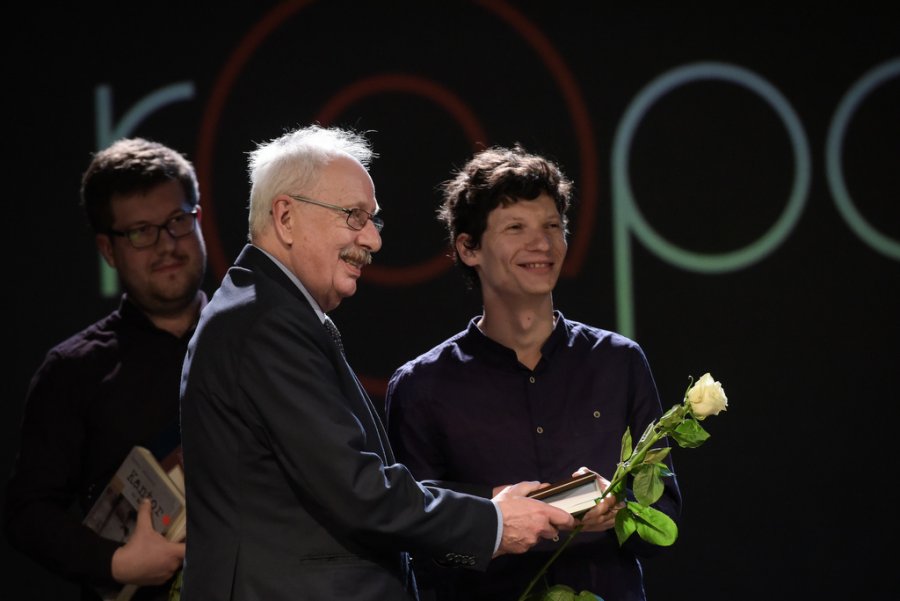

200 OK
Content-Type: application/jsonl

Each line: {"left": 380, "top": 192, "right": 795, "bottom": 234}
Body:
{"left": 246, "top": 124, "right": 375, "bottom": 241}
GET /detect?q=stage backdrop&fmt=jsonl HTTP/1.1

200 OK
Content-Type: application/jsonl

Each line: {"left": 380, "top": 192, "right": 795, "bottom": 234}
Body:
{"left": 7, "top": 2, "right": 899, "bottom": 599}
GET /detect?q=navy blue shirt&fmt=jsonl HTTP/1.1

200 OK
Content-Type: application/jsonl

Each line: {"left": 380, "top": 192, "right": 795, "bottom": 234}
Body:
{"left": 386, "top": 312, "right": 681, "bottom": 601}
{"left": 4, "top": 295, "right": 201, "bottom": 601}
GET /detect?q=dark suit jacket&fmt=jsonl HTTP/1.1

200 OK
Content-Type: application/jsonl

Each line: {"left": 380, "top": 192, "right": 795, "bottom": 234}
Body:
{"left": 179, "top": 245, "right": 497, "bottom": 600}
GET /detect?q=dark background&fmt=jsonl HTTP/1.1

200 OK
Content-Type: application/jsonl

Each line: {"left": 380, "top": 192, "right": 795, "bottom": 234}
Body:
{"left": 7, "top": 2, "right": 900, "bottom": 599}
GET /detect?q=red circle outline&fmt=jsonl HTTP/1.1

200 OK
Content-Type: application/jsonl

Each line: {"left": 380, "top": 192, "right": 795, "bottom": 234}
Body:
{"left": 316, "top": 73, "right": 489, "bottom": 286}
{"left": 195, "top": 0, "right": 599, "bottom": 398}
{"left": 196, "top": 0, "right": 597, "bottom": 284}
{"left": 476, "top": 0, "right": 598, "bottom": 278}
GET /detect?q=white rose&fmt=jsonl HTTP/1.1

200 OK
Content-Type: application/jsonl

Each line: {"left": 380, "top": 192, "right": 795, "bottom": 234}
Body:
{"left": 687, "top": 373, "right": 728, "bottom": 419}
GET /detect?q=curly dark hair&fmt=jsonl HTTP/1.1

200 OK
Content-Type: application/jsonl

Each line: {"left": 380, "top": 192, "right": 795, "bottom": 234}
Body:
{"left": 438, "top": 144, "right": 573, "bottom": 289}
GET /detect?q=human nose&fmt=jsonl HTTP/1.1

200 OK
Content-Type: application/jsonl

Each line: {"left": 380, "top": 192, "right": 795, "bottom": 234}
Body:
{"left": 358, "top": 218, "right": 382, "bottom": 252}
{"left": 526, "top": 228, "right": 552, "bottom": 251}
{"left": 155, "top": 224, "right": 180, "bottom": 249}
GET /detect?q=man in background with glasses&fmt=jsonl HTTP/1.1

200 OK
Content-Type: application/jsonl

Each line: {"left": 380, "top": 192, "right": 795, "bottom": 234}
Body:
{"left": 4, "top": 138, "right": 207, "bottom": 600}
{"left": 178, "top": 124, "right": 574, "bottom": 601}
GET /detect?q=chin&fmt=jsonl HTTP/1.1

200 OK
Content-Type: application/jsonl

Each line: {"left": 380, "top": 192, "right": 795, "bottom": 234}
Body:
{"left": 336, "top": 283, "right": 358, "bottom": 300}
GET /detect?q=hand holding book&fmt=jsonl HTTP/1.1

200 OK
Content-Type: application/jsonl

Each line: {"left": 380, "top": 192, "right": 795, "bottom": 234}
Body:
{"left": 111, "top": 499, "right": 185, "bottom": 584}
{"left": 519, "top": 373, "right": 729, "bottom": 601}
{"left": 82, "top": 446, "right": 186, "bottom": 601}
{"left": 526, "top": 468, "right": 621, "bottom": 525}
{"left": 567, "top": 468, "right": 624, "bottom": 532}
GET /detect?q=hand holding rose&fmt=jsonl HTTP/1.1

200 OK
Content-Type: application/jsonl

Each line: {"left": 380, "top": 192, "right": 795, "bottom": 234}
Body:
{"left": 519, "top": 372, "right": 729, "bottom": 601}
{"left": 569, "top": 468, "right": 623, "bottom": 533}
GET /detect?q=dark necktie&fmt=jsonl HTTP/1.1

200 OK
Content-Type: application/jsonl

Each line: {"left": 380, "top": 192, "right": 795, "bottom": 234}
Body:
{"left": 323, "top": 316, "right": 345, "bottom": 356}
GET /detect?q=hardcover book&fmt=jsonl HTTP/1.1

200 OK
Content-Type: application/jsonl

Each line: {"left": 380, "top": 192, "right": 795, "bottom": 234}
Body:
{"left": 527, "top": 473, "right": 603, "bottom": 517}
{"left": 82, "top": 446, "right": 186, "bottom": 601}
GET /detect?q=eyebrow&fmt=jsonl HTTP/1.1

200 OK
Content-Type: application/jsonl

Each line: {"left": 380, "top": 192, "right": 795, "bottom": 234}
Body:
{"left": 120, "top": 209, "right": 192, "bottom": 228}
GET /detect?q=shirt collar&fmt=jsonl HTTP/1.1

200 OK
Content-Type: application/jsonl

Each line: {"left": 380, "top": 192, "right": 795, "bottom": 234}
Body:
{"left": 118, "top": 292, "right": 208, "bottom": 340}
{"left": 461, "top": 310, "right": 568, "bottom": 371}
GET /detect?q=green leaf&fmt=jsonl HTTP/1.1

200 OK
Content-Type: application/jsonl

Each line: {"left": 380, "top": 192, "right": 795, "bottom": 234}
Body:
{"left": 658, "top": 403, "right": 685, "bottom": 431}
{"left": 614, "top": 506, "right": 637, "bottom": 545}
{"left": 534, "top": 584, "right": 576, "bottom": 601}
{"left": 629, "top": 502, "right": 678, "bottom": 546}
{"left": 670, "top": 418, "right": 710, "bottom": 448}
{"left": 519, "top": 372, "right": 722, "bottom": 599}
{"left": 620, "top": 427, "right": 633, "bottom": 462}
{"left": 636, "top": 421, "right": 656, "bottom": 446}
{"left": 628, "top": 460, "right": 651, "bottom": 475}
{"left": 642, "top": 447, "right": 671, "bottom": 464}
{"left": 531, "top": 586, "right": 604, "bottom": 601}
{"left": 632, "top": 464, "right": 665, "bottom": 506}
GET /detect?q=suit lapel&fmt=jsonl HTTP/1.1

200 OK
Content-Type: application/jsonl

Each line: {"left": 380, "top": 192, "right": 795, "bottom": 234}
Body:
{"left": 345, "top": 362, "right": 395, "bottom": 464}
{"left": 236, "top": 245, "right": 395, "bottom": 464}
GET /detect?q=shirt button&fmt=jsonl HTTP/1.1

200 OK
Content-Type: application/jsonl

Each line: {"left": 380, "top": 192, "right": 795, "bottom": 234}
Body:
{"left": 536, "top": 426, "right": 544, "bottom": 434}
{"left": 529, "top": 376, "right": 536, "bottom": 383}
{"left": 593, "top": 410, "right": 601, "bottom": 418}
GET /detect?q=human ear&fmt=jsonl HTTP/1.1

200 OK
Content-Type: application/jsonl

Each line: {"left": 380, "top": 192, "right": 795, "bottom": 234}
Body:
{"left": 96, "top": 234, "right": 116, "bottom": 268}
{"left": 271, "top": 196, "right": 295, "bottom": 243}
{"left": 455, "top": 234, "right": 479, "bottom": 267}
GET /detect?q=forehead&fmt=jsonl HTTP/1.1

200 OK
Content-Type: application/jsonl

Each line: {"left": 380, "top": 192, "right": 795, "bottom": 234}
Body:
{"left": 489, "top": 193, "right": 560, "bottom": 222}
{"left": 309, "top": 155, "right": 377, "bottom": 210}
{"left": 109, "top": 180, "right": 190, "bottom": 226}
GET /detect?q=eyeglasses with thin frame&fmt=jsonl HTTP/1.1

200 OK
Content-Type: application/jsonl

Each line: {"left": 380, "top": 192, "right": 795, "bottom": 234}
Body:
{"left": 288, "top": 194, "right": 383, "bottom": 232}
{"left": 107, "top": 208, "right": 200, "bottom": 249}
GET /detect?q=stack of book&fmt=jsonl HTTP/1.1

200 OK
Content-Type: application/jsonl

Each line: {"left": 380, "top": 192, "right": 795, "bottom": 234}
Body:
{"left": 82, "top": 445, "right": 186, "bottom": 601}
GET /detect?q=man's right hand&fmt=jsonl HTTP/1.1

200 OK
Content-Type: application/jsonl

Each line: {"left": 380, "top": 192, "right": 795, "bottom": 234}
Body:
{"left": 491, "top": 481, "right": 576, "bottom": 557}
{"left": 111, "top": 499, "right": 185, "bottom": 586}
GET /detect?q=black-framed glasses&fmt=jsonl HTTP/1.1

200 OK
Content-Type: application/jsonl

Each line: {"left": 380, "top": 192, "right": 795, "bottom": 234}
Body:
{"left": 107, "top": 208, "right": 199, "bottom": 248}
{"left": 288, "top": 194, "right": 383, "bottom": 232}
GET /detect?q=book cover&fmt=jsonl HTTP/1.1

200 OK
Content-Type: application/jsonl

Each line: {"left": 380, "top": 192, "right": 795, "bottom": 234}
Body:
{"left": 82, "top": 446, "right": 186, "bottom": 601}
{"left": 164, "top": 463, "right": 187, "bottom": 543}
{"left": 527, "top": 473, "right": 603, "bottom": 517}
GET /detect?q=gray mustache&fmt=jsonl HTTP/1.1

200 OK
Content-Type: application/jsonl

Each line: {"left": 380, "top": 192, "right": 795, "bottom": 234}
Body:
{"left": 339, "top": 249, "right": 372, "bottom": 265}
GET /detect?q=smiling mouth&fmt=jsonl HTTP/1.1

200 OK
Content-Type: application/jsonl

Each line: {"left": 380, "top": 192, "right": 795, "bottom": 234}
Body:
{"left": 520, "top": 262, "right": 553, "bottom": 269}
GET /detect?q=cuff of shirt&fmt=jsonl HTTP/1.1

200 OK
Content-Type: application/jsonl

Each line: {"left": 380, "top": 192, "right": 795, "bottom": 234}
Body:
{"left": 491, "top": 499, "right": 502, "bottom": 554}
